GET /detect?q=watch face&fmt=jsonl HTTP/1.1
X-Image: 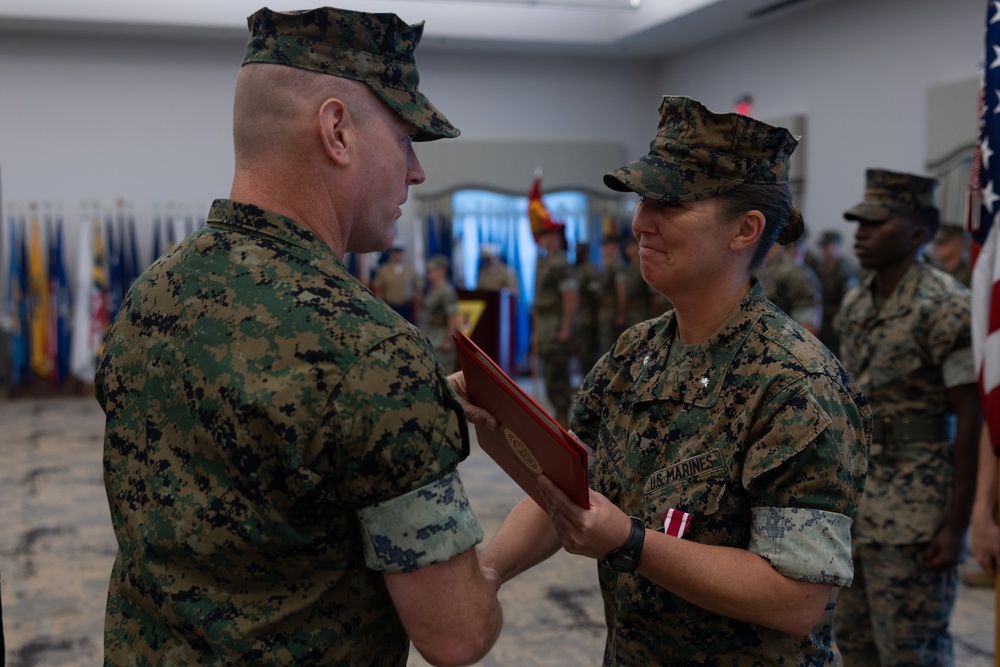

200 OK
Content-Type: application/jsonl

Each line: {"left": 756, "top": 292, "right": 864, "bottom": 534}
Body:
{"left": 608, "top": 552, "right": 636, "bottom": 573}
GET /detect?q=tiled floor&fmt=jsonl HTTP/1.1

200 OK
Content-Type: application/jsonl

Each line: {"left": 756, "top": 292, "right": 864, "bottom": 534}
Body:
{"left": 0, "top": 394, "right": 994, "bottom": 666}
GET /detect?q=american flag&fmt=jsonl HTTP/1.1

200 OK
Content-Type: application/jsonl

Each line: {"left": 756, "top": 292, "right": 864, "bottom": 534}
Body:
{"left": 969, "top": 1, "right": 1000, "bottom": 453}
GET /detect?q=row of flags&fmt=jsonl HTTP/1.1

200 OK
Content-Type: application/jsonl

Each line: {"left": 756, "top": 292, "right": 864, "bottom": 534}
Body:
{"left": 6, "top": 209, "right": 72, "bottom": 386}
{"left": 3, "top": 201, "right": 205, "bottom": 388}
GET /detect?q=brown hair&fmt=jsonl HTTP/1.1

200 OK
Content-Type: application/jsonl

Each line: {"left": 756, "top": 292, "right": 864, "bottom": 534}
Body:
{"left": 715, "top": 182, "right": 803, "bottom": 272}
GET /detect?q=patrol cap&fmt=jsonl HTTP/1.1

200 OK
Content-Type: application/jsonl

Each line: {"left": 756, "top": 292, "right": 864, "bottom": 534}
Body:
{"left": 427, "top": 255, "right": 450, "bottom": 270}
{"left": 480, "top": 243, "right": 500, "bottom": 258}
{"left": 242, "top": 6, "right": 460, "bottom": 141}
{"left": 604, "top": 96, "right": 798, "bottom": 203}
{"left": 819, "top": 230, "right": 842, "bottom": 246}
{"left": 935, "top": 221, "right": 965, "bottom": 241}
{"left": 843, "top": 169, "right": 937, "bottom": 222}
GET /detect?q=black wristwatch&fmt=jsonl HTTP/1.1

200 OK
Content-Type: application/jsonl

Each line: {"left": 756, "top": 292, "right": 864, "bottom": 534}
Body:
{"left": 605, "top": 516, "right": 645, "bottom": 573}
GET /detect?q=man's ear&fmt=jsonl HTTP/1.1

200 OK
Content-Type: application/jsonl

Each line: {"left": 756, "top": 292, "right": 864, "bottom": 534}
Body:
{"left": 318, "top": 97, "right": 351, "bottom": 165}
{"left": 731, "top": 209, "right": 765, "bottom": 252}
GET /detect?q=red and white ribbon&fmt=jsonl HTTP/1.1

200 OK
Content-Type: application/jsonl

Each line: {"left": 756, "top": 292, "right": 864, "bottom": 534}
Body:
{"left": 663, "top": 508, "right": 692, "bottom": 538}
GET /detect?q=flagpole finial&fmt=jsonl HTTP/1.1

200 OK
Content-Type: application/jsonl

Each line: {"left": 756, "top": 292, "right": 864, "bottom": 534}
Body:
{"left": 534, "top": 166, "right": 543, "bottom": 179}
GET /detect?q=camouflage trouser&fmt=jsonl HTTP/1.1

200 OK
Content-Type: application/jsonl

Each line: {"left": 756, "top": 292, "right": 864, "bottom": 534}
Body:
{"left": 834, "top": 542, "right": 957, "bottom": 667}
{"left": 538, "top": 335, "right": 572, "bottom": 419}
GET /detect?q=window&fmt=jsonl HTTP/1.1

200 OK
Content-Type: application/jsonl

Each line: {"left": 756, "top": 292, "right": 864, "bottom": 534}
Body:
{"left": 451, "top": 188, "right": 591, "bottom": 368}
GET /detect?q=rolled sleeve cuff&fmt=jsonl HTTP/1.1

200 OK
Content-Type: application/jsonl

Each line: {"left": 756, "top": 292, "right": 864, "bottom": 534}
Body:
{"left": 357, "top": 471, "right": 484, "bottom": 573}
{"left": 942, "top": 346, "right": 974, "bottom": 388}
{"left": 748, "top": 506, "right": 854, "bottom": 587}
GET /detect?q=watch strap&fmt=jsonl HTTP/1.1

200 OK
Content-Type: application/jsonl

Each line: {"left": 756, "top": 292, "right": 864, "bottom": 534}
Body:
{"left": 606, "top": 516, "right": 645, "bottom": 572}
{"left": 624, "top": 515, "right": 645, "bottom": 560}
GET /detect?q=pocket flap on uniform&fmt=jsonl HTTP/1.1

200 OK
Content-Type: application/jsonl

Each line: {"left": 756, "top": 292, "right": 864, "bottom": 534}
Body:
{"left": 642, "top": 448, "right": 729, "bottom": 517}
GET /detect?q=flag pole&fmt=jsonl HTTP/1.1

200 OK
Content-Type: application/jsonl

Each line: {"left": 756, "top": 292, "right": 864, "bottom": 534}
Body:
{"left": 531, "top": 309, "right": 541, "bottom": 400}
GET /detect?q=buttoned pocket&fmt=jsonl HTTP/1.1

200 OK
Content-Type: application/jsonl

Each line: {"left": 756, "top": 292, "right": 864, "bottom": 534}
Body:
{"left": 642, "top": 449, "right": 734, "bottom": 545}
{"left": 639, "top": 451, "right": 736, "bottom": 624}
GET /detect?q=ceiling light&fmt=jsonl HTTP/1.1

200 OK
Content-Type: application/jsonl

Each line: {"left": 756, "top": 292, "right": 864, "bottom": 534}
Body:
{"left": 415, "top": 0, "right": 640, "bottom": 9}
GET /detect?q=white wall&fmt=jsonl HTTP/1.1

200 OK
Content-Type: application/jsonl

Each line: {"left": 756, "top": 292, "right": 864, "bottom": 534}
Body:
{"left": 0, "top": 31, "right": 244, "bottom": 218}
{"left": 0, "top": 29, "right": 655, "bottom": 271}
{"left": 654, "top": 0, "right": 984, "bottom": 244}
{"left": 0, "top": 0, "right": 987, "bottom": 265}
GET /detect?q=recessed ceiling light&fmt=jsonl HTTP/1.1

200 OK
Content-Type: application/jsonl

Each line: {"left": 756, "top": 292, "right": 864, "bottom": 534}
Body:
{"left": 406, "top": 0, "right": 641, "bottom": 9}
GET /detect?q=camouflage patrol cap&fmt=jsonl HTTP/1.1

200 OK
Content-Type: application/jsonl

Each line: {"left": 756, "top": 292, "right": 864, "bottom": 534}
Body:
{"left": 935, "top": 221, "right": 965, "bottom": 240}
{"left": 604, "top": 96, "right": 798, "bottom": 203}
{"left": 427, "top": 254, "right": 450, "bottom": 270}
{"left": 843, "top": 168, "right": 937, "bottom": 222}
{"left": 819, "top": 230, "right": 842, "bottom": 246}
{"left": 243, "top": 6, "right": 459, "bottom": 141}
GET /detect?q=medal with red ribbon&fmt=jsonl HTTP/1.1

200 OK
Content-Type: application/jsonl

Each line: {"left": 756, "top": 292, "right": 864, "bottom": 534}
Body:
{"left": 663, "top": 508, "right": 692, "bottom": 538}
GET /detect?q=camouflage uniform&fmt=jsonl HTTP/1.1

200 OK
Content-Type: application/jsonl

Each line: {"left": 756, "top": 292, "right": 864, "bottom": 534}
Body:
{"left": 476, "top": 261, "right": 519, "bottom": 292}
{"left": 575, "top": 255, "right": 604, "bottom": 374}
{"left": 595, "top": 255, "right": 624, "bottom": 366}
{"left": 813, "top": 256, "right": 858, "bottom": 354}
{"left": 373, "top": 259, "right": 419, "bottom": 323}
{"left": 97, "top": 200, "right": 483, "bottom": 666}
{"left": 423, "top": 278, "right": 459, "bottom": 373}
{"left": 757, "top": 249, "right": 822, "bottom": 332}
{"left": 573, "top": 282, "right": 870, "bottom": 665}
{"left": 944, "top": 260, "right": 971, "bottom": 288}
{"left": 834, "top": 260, "right": 973, "bottom": 666}
{"left": 619, "top": 260, "right": 652, "bottom": 329}
{"left": 932, "top": 223, "right": 972, "bottom": 288}
{"left": 533, "top": 248, "right": 578, "bottom": 419}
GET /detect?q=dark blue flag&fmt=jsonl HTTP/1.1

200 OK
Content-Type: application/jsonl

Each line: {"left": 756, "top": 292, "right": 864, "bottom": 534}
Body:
{"left": 49, "top": 216, "right": 71, "bottom": 384}
{"left": 7, "top": 214, "right": 28, "bottom": 386}
{"left": 151, "top": 215, "right": 162, "bottom": 264}
{"left": 106, "top": 212, "right": 122, "bottom": 318}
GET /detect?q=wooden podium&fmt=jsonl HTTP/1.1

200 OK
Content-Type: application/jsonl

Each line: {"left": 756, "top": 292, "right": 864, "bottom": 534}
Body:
{"left": 457, "top": 288, "right": 517, "bottom": 377}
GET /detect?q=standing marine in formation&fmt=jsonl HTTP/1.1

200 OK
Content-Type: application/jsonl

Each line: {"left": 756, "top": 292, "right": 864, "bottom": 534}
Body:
{"left": 833, "top": 168, "right": 980, "bottom": 667}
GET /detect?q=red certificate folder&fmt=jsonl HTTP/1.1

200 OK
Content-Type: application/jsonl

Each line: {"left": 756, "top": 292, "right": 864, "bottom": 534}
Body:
{"left": 454, "top": 331, "right": 590, "bottom": 509}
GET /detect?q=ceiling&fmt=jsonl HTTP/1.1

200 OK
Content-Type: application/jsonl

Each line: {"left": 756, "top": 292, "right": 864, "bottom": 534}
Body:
{"left": 0, "top": 0, "right": 833, "bottom": 59}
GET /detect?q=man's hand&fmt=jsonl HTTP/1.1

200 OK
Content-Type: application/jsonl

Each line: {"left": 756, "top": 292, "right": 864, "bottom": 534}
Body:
{"left": 447, "top": 371, "right": 498, "bottom": 430}
{"left": 923, "top": 524, "right": 966, "bottom": 570}
{"left": 972, "top": 510, "right": 1000, "bottom": 577}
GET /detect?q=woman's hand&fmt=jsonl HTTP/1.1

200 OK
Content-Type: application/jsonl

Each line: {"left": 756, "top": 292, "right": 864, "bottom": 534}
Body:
{"left": 535, "top": 474, "right": 631, "bottom": 560}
